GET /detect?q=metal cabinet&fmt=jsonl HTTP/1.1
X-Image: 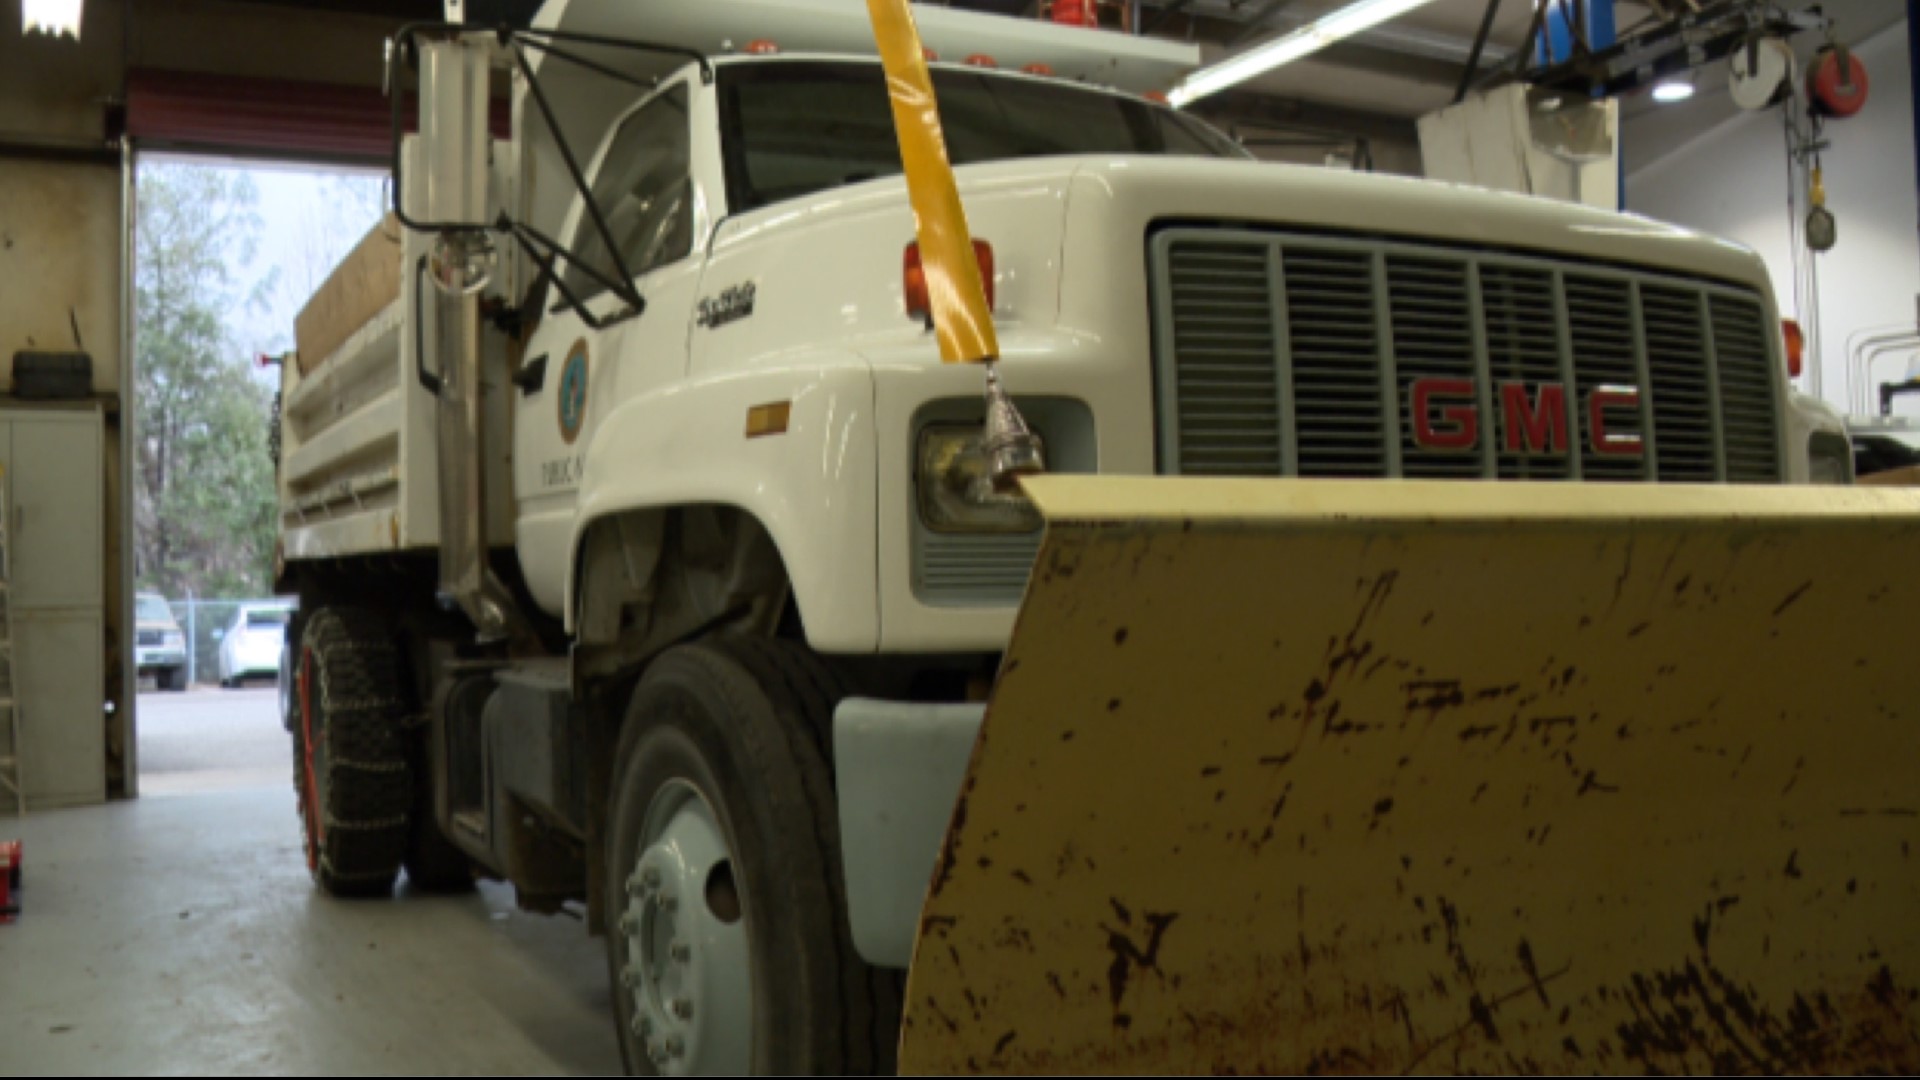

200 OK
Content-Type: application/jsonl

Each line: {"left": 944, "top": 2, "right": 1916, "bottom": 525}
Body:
{"left": 0, "top": 407, "right": 105, "bottom": 808}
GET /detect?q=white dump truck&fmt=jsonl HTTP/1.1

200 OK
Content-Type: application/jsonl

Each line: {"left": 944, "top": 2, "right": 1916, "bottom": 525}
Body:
{"left": 276, "top": 1, "right": 1920, "bottom": 1075}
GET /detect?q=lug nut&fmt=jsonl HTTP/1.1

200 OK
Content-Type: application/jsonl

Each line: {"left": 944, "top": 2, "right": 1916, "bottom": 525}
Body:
{"left": 631, "top": 1013, "right": 650, "bottom": 1038}
{"left": 642, "top": 865, "right": 661, "bottom": 888}
{"left": 618, "top": 913, "right": 640, "bottom": 935}
{"left": 665, "top": 1035, "right": 686, "bottom": 1058}
{"left": 669, "top": 940, "right": 691, "bottom": 963}
{"left": 647, "top": 1039, "right": 667, "bottom": 1064}
{"left": 672, "top": 996, "right": 694, "bottom": 1019}
{"left": 620, "top": 966, "right": 642, "bottom": 990}
{"left": 657, "top": 892, "right": 679, "bottom": 914}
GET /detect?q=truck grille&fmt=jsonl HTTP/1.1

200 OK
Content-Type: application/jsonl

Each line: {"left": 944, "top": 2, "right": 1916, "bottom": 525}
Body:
{"left": 1150, "top": 229, "right": 1783, "bottom": 483}
{"left": 137, "top": 630, "right": 164, "bottom": 647}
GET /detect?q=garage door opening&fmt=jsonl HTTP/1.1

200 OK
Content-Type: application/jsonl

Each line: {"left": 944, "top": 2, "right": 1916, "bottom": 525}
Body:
{"left": 132, "top": 154, "right": 384, "bottom": 796}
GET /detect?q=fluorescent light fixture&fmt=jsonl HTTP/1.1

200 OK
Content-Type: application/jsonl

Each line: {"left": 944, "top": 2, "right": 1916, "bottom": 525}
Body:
{"left": 1651, "top": 76, "right": 1695, "bottom": 103}
{"left": 23, "top": 0, "right": 84, "bottom": 39}
{"left": 1167, "top": 0, "right": 1440, "bottom": 108}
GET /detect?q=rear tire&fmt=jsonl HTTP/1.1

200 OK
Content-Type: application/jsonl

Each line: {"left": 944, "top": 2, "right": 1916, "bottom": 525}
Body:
{"left": 603, "top": 637, "right": 900, "bottom": 1075}
{"left": 290, "top": 607, "right": 411, "bottom": 898}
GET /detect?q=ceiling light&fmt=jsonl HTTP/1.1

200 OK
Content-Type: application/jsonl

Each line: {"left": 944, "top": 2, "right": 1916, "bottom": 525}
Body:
{"left": 1167, "top": 0, "right": 1441, "bottom": 108}
{"left": 23, "top": 0, "right": 84, "bottom": 39}
{"left": 1652, "top": 76, "right": 1695, "bottom": 103}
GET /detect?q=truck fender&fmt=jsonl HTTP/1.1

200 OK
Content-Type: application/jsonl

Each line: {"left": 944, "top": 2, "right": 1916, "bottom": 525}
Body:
{"left": 566, "top": 360, "right": 880, "bottom": 653}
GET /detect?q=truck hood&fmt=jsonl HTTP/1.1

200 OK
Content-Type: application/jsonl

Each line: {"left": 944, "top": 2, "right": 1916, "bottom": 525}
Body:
{"left": 1052, "top": 155, "right": 1771, "bottom": 291}
{"left": 718, "top": 153, "right": 1773, "bottom": 305}
{"left": 701, "top": 154, "right": 1778, "bottom": 379}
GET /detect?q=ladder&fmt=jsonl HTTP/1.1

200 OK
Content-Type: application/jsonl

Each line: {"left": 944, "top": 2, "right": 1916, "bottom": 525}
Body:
{"left": 0, "top": 464, "right": 20, "bottom": 816}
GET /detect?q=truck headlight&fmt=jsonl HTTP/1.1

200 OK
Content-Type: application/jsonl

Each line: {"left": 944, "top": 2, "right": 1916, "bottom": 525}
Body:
{"left": 1808, "top": 431, "right": 1853, "bottom": 485}
{"left": 917, "top": 425, "right": 1043, "bottom": 533}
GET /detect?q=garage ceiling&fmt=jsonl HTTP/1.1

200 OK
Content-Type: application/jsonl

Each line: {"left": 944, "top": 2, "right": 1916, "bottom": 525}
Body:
{"left": 86, "top": 0, "right": 1904, "bottom": 166}
{"left": 215, "top": 0, "right": 1579, "bottom": 127}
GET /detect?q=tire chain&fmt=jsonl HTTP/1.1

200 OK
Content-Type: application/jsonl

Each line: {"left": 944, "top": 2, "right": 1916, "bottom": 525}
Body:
{"left": 295, "top": 609, "right": 413, "bottom": 893}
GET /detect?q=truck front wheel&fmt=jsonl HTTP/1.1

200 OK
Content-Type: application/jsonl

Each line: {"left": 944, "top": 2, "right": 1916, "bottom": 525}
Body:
{"left": 604, "top": 638, "right": 899, "bottom": 1075}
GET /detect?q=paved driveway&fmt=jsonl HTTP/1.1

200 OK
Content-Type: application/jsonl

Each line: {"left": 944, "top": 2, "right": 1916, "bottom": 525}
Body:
{"left": 137, "top": 686, "right": 289, "bottom": 795}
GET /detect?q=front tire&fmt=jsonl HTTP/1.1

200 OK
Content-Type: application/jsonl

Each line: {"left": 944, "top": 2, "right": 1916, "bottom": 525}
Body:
{"left": 290, "top": 607, "right": 411, "bottom": 897}
{"left": 604, "top": 638, "right": 899, "bottom": 1075}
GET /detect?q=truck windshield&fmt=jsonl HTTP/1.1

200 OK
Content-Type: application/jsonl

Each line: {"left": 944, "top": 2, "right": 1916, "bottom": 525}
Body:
{"left": 718, "top": 60, "right": 1248, "bottom": 213}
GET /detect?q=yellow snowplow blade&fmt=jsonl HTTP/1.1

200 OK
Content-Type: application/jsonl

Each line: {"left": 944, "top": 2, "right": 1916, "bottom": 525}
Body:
{"left": 901, "top": 476, "right": 1920, "bottom": 1075}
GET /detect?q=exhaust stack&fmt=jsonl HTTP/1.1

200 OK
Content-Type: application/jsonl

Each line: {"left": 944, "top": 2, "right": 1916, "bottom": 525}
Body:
{"left": 414, "top": 36, "right": 523, "bottom": 643}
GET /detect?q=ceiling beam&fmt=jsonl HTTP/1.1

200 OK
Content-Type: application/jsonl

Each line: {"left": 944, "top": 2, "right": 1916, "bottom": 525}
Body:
{"left": 1312, "top": 39, "right": 1475, "bottom": 85}
{"left": 1192, "top": 87, "right": 1420, "bottom": 143}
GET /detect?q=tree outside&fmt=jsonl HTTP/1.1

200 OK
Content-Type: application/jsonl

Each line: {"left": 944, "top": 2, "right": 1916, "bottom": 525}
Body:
{"left": 133, "top": 161, "right": 384, "bottom": 601}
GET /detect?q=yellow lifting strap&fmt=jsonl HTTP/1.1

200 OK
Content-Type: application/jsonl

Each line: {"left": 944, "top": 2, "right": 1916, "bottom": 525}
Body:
{"left": 900, "top": 477, "right": 1920, "bottom": 1074}
{"left": 865, "top": 0, "right": 999, "bottom": 365}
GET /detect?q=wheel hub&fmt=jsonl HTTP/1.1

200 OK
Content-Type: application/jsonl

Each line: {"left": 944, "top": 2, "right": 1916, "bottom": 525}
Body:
{"left": 620, "top": 782, "right": 750, "bottom": 1075}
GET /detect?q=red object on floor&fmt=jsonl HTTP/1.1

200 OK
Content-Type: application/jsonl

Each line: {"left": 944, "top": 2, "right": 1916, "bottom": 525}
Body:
{"left": 0, "top": 840, "right": 19, "bottom": 923}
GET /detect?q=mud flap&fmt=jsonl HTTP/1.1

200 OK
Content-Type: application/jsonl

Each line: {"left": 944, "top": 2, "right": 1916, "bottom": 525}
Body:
{"left": 900, "top": 476, "right": 1920, "bottom": 1074}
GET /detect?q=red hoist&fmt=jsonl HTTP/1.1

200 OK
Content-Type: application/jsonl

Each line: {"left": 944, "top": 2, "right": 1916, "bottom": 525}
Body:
{"left": 1806, "top": 44, "right": 1869, "bottom": 118}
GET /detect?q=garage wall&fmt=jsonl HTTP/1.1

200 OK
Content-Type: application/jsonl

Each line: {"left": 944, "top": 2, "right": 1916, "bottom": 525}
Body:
{"left": 1624, "top": 20, "right": 1918, "bottom": 414}
{"left": 0, "top": 161, "right": 124, "bottom": 394}
{"left": 128, "top": 1, "right": 394, "bottom": 89}
{"left": 0, "top": 3, "right": 126, "bottom": 142}
{"left": 3, "top": 0, "right": 401, "bottom": 798}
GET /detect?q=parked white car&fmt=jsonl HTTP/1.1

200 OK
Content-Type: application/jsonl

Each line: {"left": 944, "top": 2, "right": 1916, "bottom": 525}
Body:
{"left": 216, "top": 603, "right": 293, "bottom": 688}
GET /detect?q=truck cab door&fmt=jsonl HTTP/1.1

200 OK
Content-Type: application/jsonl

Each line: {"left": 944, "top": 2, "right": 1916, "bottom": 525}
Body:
{"left": 514, "top": 79, "right": 706, "bottom": 616}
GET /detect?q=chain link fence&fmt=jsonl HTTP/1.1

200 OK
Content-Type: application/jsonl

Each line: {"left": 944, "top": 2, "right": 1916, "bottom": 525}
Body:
{"left": 154, "top": 597, "right": 298, "bottom": 688}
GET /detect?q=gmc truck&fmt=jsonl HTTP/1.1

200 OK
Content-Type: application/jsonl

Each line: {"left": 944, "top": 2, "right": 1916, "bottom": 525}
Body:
{"left": 274, "top": 1, "right": 1864, "bottom": 1074}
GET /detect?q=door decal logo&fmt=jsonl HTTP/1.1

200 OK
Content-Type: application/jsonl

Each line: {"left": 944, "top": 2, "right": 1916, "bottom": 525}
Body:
{"left": 558, "top": 339, "right": 589, "bottom": 445}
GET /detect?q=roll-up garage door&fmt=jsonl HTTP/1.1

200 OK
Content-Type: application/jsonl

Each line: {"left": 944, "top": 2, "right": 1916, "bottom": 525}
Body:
{"left": 125, "top": 69, "right": 510, "bottom": 164}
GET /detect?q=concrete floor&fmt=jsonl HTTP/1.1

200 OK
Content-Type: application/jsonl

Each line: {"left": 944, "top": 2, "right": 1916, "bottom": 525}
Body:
{"left": 0, "top": 690, "right": 621, "bottom": 1076}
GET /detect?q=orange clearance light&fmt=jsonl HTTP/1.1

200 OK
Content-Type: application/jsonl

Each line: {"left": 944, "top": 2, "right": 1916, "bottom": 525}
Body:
{"left": 904, "top": 240, "right": 996, "bottom": 321}
{"left": 745, "top": 401, "right": 792, "bottom": 438}
{"left": 923, "top": 46, "right": 939, "bottom": 62}
{"left": 1782, "top": 318, "right": 1805, "bottom": 378}
{"left": 964, "top": 53, "right": 998, "bottom": 68}
{"left": 745, "top": 39, "right": 780, "bottom": 55}
{"left": 1144, "top": 90, "right": 1170, "bottom": 104}
{"left": 1022, "top": 62, "right": 1055, "bottom": 76}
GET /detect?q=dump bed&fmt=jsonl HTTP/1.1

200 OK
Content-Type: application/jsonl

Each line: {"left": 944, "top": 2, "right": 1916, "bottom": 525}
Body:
{"left": 277, "top": 139, "right": 513, "bottom": 565}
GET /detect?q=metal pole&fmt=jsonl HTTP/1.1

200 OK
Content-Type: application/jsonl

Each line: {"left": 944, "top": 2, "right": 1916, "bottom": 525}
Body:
{"left": 185, "top": 590, "right": 195, "bottom": 686}
{"left": 118, "top": 134, "right": 138, "bottom": 795}
{"left": 1454, "top": 0, "right": 1505, "bottom": 104}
